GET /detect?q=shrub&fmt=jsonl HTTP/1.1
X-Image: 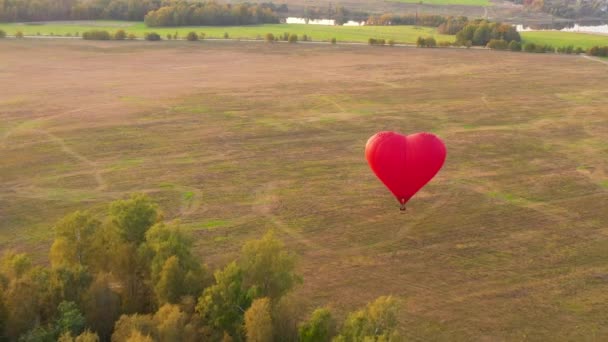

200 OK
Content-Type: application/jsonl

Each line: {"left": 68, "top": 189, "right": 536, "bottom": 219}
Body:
{"left": 114, "top": 30, "right": 126, "bottom": 40}
{"left": 388, "top": 39, "right": 395, "bottom": 46}
{"left": 369, "top": 38, "right": 377, "bottom": 45}
{"left": 75, "top": 31, "right": 79, "bottom": 37}
{"left": 575, "top": 47, "right": 585, "bottom": 54}
{"left": 377, "top": 38, "right": 386, "bottom": 45}
{"left": 486, "top": 39, "right": 509, "bottom": 50}
{"left": 508, "top": 40, "right": 521, "bottom": 51}
{"left": 187, "top": 31, "right": 198, "bottom": 41}
{"left": 535, "top": 44, "right": 553, "bottom": 53}
{"left": 557, "top": 45, "right": 574, "bottom": 54}
{"left": 36, "top": 32, "right": 41, "bottom": 36}
{"left": 523, "top": 42, "right": 536, "bottom": 52}
{"left": 166, "top": 33, "right": 172, "bottom": 40}
{"left": 223, "top": 32, "right": 229, "bottom": 39}
{"left": 465, "top": 40, "right": 472, "bottom": 48}
{"left": 416, "top": 36, "right": 425, "bottom": 47}
{"left": 82, "top": 30, "right": 111, "bottom": 40}
{"left": 587, "top": 46, "right": 608, "bottom": 57}
{"left": 66, "top": 32, "right": 72, "bottom": 37}
{"left": 128, "top": 33, "right": 137, "bottom": 40}
{"left": 282, "top": 32, "right": 289, "bottom": 41}
{"left": 173, "top": 32, "right": 178, "bottom": 39}
{"left": 0, "top": 30, "right": 6, "bottom": 38}
{"left": 200, "top": 32, "right": 206, "bottom": 40}
{"left": 145, "top": 32, "right": 161, "bottom": 41}
{"left": 302, "top": 34, "right": 308, "bottom": 41}
{"left": 265, "top": 33, "right": 275, "bottom": 43}
{"left": 331, "top": 37, "right": 336, "bottom": 44}
{"left": 438, "top": 41, "right": 452, "bottom": 47}
{"left": 288, "top": 34, "right": 297, "bottom": 43}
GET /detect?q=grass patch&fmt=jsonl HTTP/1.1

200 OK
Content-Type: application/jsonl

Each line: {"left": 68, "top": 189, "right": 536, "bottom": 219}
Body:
{"left": 389, "top": 0, "right": 489, "bottom": 5}
{"left": 520, "top": 31, "right": 608, "bottom": 50}
{"left": 0, "top": 21, "right": 453, "bottom": 44}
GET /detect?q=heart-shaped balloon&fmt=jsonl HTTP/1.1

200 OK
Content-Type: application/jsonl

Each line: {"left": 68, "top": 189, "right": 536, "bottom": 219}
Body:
{"left": 365, "top": 131, "right": 446, "bottom": 209}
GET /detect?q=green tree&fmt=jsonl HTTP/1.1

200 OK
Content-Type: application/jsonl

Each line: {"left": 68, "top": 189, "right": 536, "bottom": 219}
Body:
{"left": 196, "top": 262, "right": 251, "bottom": 339}
{"left": 244, "top": 298, "right": 273, "bottom": 342}
{"left": 50, "top": 211, "right": 100, "bottom": 269}
{"left": 299, "top": 308, "right": 336, "bottom": 342}
{"left": 155, "top": 256, "right": 184, "bottom": 305}
{"left": 472, "top": 24, "right": 490, "bottom": 45}
{"left": 239, "top": 230, "right": 300, "bottom": 300}
{"left": 509, "top": 40, "right": 521, "bottom": 51}
{"left": 83, "top": 274, "right": 121, "bottom": 341}
{"left": 143, "top": 223, "right": 207, "bottom": 305}
{"left": 110, "top": 194, "right": 159, "bottom": 245}
{"left": 49, "top": 265, "right": 92, "bottom": 306}
{"left": 334, "top": 296, "right": 400, "bottom": 342}
{"left": 55, "top": 301, "right": 86, "bottom": 337}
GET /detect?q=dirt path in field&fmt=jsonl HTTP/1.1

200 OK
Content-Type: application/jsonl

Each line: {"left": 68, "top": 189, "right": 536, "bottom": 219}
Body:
{"left": 581, "top": 55, "right": 608, "bottom": 65}
{"left": 34, "top": 129, "right": 107, "bottom": 191}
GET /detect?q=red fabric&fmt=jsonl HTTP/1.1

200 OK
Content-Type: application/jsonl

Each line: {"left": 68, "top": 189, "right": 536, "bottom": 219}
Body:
{"left": 365, "top": 131, "right": 446, "bottom": 206}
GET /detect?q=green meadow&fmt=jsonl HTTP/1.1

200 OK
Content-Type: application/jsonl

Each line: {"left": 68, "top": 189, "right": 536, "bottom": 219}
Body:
{"left": 0, "top": 21, "right": 454, "bottom": 43}
{"left": 3, "top": 21, "right": 608, "bottom": 49}
{"left": 389, "top": 0, "right": 490, "bottom": 6}
{"left": 521, "top": 30, "right": 608, "bottom": 49}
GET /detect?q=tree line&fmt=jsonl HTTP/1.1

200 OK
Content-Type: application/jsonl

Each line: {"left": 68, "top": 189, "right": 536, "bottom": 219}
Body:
{"left": 0, "top": 194, "right": 401, "bottom": 342}
{"left": 0, "top": 0, "right": 284, "bottom": 24}
{"left": 143, "top": 1, "right": 279, "bottom": 27}
{"left": 455, "top": 19, "right": 521, "bottom": 46}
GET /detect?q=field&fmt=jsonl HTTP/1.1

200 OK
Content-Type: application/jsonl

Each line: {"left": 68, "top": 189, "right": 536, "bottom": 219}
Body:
{"left": 0, "top": 21, "right": 454, "bottom": 43}
{"left": 521, "top": 30, "right": 608, "bottom": 49}
{"left": 2, "top": 40, "right": 608, "bottom": 339}
{"left": 389, "top": 0, "right": 490, "bottom": 6}
{"left": 3, "top": 20, "right": 608, "bottom": 49}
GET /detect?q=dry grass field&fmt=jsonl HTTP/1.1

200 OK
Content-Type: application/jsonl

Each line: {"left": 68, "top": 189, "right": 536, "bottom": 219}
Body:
{"left": 1, "top": 39, "right": 608, "bottom": 340}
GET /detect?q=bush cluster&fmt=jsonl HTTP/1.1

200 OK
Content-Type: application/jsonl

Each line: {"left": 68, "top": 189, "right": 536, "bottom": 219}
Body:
{"left": 186, "top": 31, "right": 198, "bottom": 41}
{"left": 368, "top": 38, "right": 386, "bottom": 45}
{"left": 145, "top": 32, "right": 161, "bottom": 41}
{"left": 82, "top": 30, "right": 111, "bottom": 40}
{"left": 587, "top": 46, "right": 608, "bottom": 57}
{"left": 455, "top": 19, "right": 520, "bottom": 46}
{"left": 416, "top": 36, "right": 437, "bottom": 48}
{"left": 523, "top": 42, "right": 554, "bottom": 53}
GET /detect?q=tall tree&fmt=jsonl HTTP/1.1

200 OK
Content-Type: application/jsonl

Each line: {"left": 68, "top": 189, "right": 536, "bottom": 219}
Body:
{"left": 196, "top": 262, "right": 251, "bottom": 339}
{"left": 50, "top": 211, "right": 100, "bottom": 269}
{"left": 334, "top": 296, "right": 401, "bottom": 342}
{"left": 55, "top": 301, "right": 86, "bottom": 337}
{"left": 239, "top": 230, "right": 301, "bottom": 300}
{"left": 110, "top": 194, "right": 159, "bottom": 245}
{"left": 154, "top": 256, "right": 184, "bottom": 305}
{"left": 244, "top": 298, "right": 273, "bottom": 342}
{"left": 299, "top": 308, "right": 336, "bottom": 342}
{"left": 143, "top": 223, "right": 207, "bottom": 306}
{"left": 83, "top": 274, "right": 121, "bottom": 341}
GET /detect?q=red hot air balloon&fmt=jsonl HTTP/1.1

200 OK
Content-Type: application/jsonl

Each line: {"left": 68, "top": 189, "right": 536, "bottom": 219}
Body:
{"left": 365, "top": 131, "right": 446, "bottom": 210}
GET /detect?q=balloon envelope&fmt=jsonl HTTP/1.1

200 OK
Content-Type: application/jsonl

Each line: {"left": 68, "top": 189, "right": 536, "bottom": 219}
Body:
{"left": 365, "top": 131, "right": 446, "bottom": 206}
